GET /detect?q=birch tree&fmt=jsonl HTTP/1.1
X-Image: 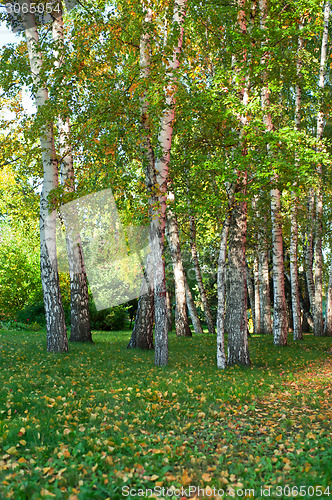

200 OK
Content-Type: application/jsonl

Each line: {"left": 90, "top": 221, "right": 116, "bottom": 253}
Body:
{"left": 166, "top": 207, "right": 191, "bottom": 337}
{"left": 314, "top": 0, "right": 330, "bottom": 336}
{"left": 225, "top": 0, "right": 250, "bottom": 366}
{"left": 152, "top": 0, "right": 187, "bottom": 365}
{"left": 260, "top": 0, "right": 287, "bottom": 346}
{"left": 290, "top": 23, "right": 303, "bottom": 341}
{"left": 52, "top": 4, "right": 92, "bottom": 343}
{"left": 189, "top": 214, "right": 215, "bottom": 335}
{"left": 18, "top": 0, "right": 67, "bottom": 352}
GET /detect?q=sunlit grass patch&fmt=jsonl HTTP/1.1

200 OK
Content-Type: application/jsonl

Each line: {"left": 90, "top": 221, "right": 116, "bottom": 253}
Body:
{"left": 0, "top": 329, "right": 331, "bottom": 499}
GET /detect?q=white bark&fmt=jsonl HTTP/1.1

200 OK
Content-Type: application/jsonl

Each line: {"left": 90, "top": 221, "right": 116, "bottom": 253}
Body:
{"left": 305, "top": 192, "right": 315, "bottom": 316}
{"left": 184, "top": 276, "right": 204, "bottom": 334}
{"left": 217, "top": 215, "right": 231, "bottom": 369}
{"left": 253, "top": 255, "right": 260, "bottom": 334}
{"left": 52, "top": 7, "right": 91, "bottom": 343}
{"left": 290, "top": 197, "right": 302, "bottom": 340}
{"left": 260, "top": 0, "right": 287, "bottom": 345}
{"left": 246, "top": 263, "right": 255, "bottom": 330}
{"left": 314, "top": 1, "right": 330, "bottom": 336}
{"left": 166, "top": 208, "right": 191, "bottom": 337}
{"left": 20, "top": 0, "right": 67, "bottom": 352}
{"left": 189, "top": 214, "right": 215, "bottom": 334}
{"left": 324, "top": 257, "right": 332, "bottom": 336}
{"left": 227, "top": 175, "right": 250, "bottom": 366}
{"left": 259, "top": 237, "right": 272, "bottom": 335}
{"left": 141, "top": 0, "right": 187, "bottom": 365}
{"left": 271, "top": 187, "right": 288, "bottom": 345}
{"left": 290, "top": 24, "right": 303, "bottom": 341}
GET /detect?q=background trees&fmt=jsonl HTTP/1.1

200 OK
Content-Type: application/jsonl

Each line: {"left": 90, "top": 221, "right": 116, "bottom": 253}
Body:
{"left": 1, "top": 0, "right": 332, "bottom": 364}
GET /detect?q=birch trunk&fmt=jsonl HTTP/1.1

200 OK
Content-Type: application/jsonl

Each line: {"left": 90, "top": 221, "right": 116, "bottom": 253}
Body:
{"left": 166, "top": 209, "right": 191, "bottom": 336}
{"left": 305, "top": 193, "right": 315, "bottom": 315}
{"left": 127, "top": 259, "right": 154, "bottom": 349}
{"left": 184, "top": 276, "right": 204, "bottom": 334}
{"left": 290, "top": 199, "right": 302, "bottom": 340}
{"left": 259, "top": 243, "right": 272, "bottom": 335}
{"left": 290, "top": 25, "right": 303, "bottom": 341}
{"left": 260, "top": 0, "right": 287, "bottom": 345}
{"left": 314, "top": 1, "right": 330, "bottom": 336}
{"left": 52, "top": 7, "right": 92, "bottom": 343}
{"left": 324, "top": 258, "right": 332, "bottom": 336}
{"left": 270, "top": 188, "right": 288, "bottom": 345}
{"left": 135, "top": 5, "right": 162, "bottom": 353}
{"left": 166, "top": 288, "right": 173, "bottom": 333}
{"left": 225, "top": 0, "right": 250, "bottom": 366}
{"left": 246, "top": 263, "right": 255, "bottom": 331}
{"left": 216, "top": 215, "right": 231, "bottom": 369}
{"left": 153, "top": 0, "right": 187, "bottom": 365}
{"left": 20, "top": 0, "right": 67, "bottom": 352}
{"left": 189, "top": 215, "right": 215, "bottom": 334}
{"left": 227, "top": 177, "right": 250, "bottom": 366}
{"left": 253, "top": 256, "right": 260, "bottom": 334}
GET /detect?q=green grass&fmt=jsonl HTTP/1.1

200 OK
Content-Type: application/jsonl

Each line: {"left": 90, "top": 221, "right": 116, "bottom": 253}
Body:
{"left": 0, "top": 329, "right": 331, "bottom": 499}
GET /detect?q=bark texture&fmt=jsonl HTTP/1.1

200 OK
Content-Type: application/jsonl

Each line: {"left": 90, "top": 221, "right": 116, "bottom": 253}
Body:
{"left": 290, "top": 200, "right": 302, "bottom": 340}
{"left": 189, "top": 215, "right": 215, "bottom": 334}
{"left": 166, "top": 288, "right": 173, "bottom": 333}
{"left": 127, "top": 282, "right": 154, "bottom": 349}
{"left": 152, "top": 0, "right": 187, "bottom": 365}
{"left": 52, "top": 9, "right": 92, "bottom": 343}
{"left": 271, "top": 188, "right": 288, "bottom": 345}
{"left": 21, "top": 0, "right": 67, "bottom": 352}
{"left": 290, "top": 27, "right": 303, "bottom": 341}
{"left": 227, "top": 185, "right": 250, "bottom": 366}
{"left": 166, "top": 209, "right": 191, "bottom": 336}
{"left": 253, "top": 255, "right": 260, "bottom": 334}
{"left": 258, "top": 228, "right": 272, "bottom": 335}
{"left": 184, "top": 276, "right": 204, "bottom": 334}
{"left": 324, "top": 258, "right": 332, "bottom": 336}
{"left": 305, "top": 192, "right": 315, "bottom": 317}
{"left": 260, "top": 0, "right": 287, "bottom": 345}
{"left": 216, "top": 215, "right": 230, "bottom": 369}
{"left": 246, "top": 263, "right": 255, "bottom": 331}
{"left": 314, "top": 1, "right": 330, "bottom": 336}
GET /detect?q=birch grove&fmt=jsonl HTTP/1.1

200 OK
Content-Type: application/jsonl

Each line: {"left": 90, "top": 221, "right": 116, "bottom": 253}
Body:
{"left": 2, "top": 0, "right": 332, "bottom": 367}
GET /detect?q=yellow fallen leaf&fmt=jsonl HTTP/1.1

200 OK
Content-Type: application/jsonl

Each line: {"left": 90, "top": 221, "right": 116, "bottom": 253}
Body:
{"left": 41, "top": 489, "right": 55, "bottom": 497}
{"left": 202, "top": 473, "right": 211, "bottom": 482}
{"left": 165, "top": 474, "right": 176, "bottom": 481}
{"left": 6, "top": 447, "right": 18, "bottom": 456}
{"left": 276, "top": 434, "right": 282, "bottom": 442}
{"left": 18, "top": 457, "right": 27, "bottom": 464}
{"left": 150, "top": 474, "right": 159, "bottom": 481}
{"left": 19, "top": 428, "right": 26, "bottom": 435}
{"left": 181, "top": 470, "right": 192, "bottom": 485}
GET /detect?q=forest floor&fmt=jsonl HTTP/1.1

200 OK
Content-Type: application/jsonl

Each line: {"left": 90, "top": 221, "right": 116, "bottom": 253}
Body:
{"left": 0, "top": 329, "right": 331, "bottom": 500}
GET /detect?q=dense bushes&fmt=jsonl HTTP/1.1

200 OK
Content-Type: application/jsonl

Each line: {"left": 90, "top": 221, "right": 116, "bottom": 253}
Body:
{"left": 0, "top": 223, "right": 42, "bottom": 317}
{"left": 17, "top": 297, "right": 127, "bottom": 331}
{"left": 89, "top": 301, "right": 127, "bottom": 331}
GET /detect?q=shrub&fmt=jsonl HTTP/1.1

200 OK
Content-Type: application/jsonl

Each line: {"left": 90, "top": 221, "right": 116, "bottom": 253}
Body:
{"left": 89, "top": 301, "right": 127, "bottom": 331}
{"left": 17, "top": 302, "right": 45, "bottom": 325}
{"left": 0, "top": 223, "right": 42, "bottom": 316}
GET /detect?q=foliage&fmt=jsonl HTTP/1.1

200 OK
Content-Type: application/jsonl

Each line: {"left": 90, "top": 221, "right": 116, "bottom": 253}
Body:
{"left": 17, "top": 302, "right": 46, "bottom": 326}
{"left": 89, "top": 301, "right": 127, "bottom": 331}
{"left": 0, "top": 223, "right": 42, "bottom": 317}
{"left": 0, "top": 331, "right": 331, "bottom": 498}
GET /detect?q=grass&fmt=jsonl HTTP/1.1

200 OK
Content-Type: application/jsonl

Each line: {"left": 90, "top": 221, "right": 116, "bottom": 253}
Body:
{"left": 0, "top": 328, "right": 331, "bottom": 499}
